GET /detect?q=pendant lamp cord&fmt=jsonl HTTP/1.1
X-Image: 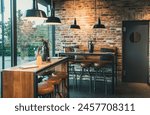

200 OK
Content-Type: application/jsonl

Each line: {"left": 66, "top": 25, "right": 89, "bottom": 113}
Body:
{"left": 33, "top": 0, "right": 38, "bottom": 10}
{"left": 74, "top": 0, "right": 75, "bottom": 10}
{"left": 33, "top": 0, "right": 35, "bottom": 9}
{"left": 99, "top": 0, "right": 101, "bottom": 18}
{"left": 50, "top": 0, "right": 55, "bottom": 17}
{"left": 74, "top": 0, "right": 75, "bottom": 19}
{"left": 94, "top": 0, "right": 97, "bottom": 21}
{"left": 51, "top": 0, "right": 53, "bottom": 9}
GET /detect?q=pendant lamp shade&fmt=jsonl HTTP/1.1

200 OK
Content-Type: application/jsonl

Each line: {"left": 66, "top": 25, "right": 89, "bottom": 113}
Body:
{"left": 70, "top": 18, "right": 80, "bottom": 29}
{"left": 93, "top": 0, "right": 105, "bottom": 29}
{"left": 93, "top": 17, "right": 105, "bottom": 28}
{"left": 24, "top": 0, "right": 47, "bottom": 21}
{"left": 45, "top": 0, "right": 61, "bottom": 25}
{"left": 46, "top": 16, "right": 61, "bottom": 25}
{"left": 70, "top": 0, "right": 80, "bottom": 29}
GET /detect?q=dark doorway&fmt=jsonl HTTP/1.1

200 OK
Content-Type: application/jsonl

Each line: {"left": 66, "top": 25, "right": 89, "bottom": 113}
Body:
{"left": 122, "top": 20, "right": 149, "bottom": 83}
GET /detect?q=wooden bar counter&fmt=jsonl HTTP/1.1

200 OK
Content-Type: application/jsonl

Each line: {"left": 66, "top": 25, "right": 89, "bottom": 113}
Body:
{"left": 1, "top": 57, "right": 68, "bottom": 98}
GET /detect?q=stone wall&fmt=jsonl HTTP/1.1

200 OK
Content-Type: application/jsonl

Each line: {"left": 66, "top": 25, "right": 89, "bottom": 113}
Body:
{"left": 54, "top": 0, "right": 150, "bottom": 77}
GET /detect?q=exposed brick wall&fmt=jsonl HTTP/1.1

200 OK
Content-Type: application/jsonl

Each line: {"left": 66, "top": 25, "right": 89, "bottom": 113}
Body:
{"left": 54, "top": 0, "right": 150, "bottom": 78}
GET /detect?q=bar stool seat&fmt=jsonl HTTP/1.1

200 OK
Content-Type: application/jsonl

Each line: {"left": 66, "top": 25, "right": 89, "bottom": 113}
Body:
{"left": 38, "top": 71, "right": 53, "bottom": 83}
{"left": 47, "top": 76, "right": 62, "bottom": 98}
{"left": 48, "top": 77, "right": 62, "bottom": 85}
{"left": 42, "top": 71, "right": 53, "bottom": 76}
{"left": 80, "top": 62, "right": 91, "bottom": 68}
{"left": 52, "top": 71, "right": 68, "bottom": 80}
{"left": 69, "top": 60, "right": 76, "bottom": 65}
{"left": 38, "top": 81, "right": 54, "bottom": 98}
{"left": 94, "top": 61, "right": 112, "bottom": 67}
{"left": 52, "top": 71, "right": 68, "bottom": 97}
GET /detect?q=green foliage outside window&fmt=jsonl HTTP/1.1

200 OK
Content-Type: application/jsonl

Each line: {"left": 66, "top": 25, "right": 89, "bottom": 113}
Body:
{"left": 3, "top": 10, "right": 49, "bottom": 59}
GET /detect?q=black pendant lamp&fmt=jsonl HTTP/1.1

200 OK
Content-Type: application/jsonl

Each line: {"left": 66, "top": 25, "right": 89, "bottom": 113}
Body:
{"left": 24, "top": 0, "right": 47, "bottom": 21}
{"left": 93, "top": 0, "right": 105, "bottom": 29}
{"left": 45, "top": 0, "right": 61, "bottom": 25}
{"left": 70, "top": 0, "right": 80, "bottom": 29}
{"left": 93, "top": 17, "right": 105, "bottom": 28}
{"left": 70, "top": 18, "right": 80, "bottom": 29}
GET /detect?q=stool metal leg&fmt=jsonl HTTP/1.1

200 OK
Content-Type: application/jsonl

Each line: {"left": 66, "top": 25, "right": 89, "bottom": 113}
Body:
{"left": 79, "top": 68, "right": 84, "bottom": 91}
{"left": 79, "top": 67, "right": 92, "bottom": 93}
{"left": 93, "top": 68, "right": 98, "bottom": 93}
{"left": 87, "top": 67, "right": 92, "bottom": 93}
{"left": 102, "top": 68, "right": 107, "bottom": 96}
{"left": 69, "top": 65, "right": 78, "bottom": 90}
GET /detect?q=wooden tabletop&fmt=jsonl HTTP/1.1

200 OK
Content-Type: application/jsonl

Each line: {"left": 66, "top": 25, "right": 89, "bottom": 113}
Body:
{"left": 59, "top": 51, "right": 115, "bottom": 56}
{"left": 2, "top": 57, "right": 68, "bottom": 73}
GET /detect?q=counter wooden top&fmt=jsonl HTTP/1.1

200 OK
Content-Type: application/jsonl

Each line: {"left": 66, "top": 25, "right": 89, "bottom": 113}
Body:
{"left": 59, "top": 51, "right": 115, "bottom": 56}
{"left": 2, "top": 57, "right": 68, "bottom": 73}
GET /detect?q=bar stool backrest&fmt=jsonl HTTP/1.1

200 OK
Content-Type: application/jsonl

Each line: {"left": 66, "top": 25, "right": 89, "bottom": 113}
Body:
{"left": 100, "top": 47, "right": 116, "bottom": 61}
{"left": 63, "top": 47, "right": 74, "bottom": 59}
{"left": 64, "top": 47, "right": 74, "bottom": 52}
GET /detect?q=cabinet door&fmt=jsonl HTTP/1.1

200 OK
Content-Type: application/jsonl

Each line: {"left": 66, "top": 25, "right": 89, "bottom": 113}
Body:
{"left": 122, "top": 21, "right": 149, "bottom": 83}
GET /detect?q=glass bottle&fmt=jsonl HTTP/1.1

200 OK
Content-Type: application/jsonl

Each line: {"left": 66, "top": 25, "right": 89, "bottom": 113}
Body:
{"left": 41, "top": 39, "right": 50, "bottom": 61}
{"left": 88, "top": 41, "right": 94, "bottom": 53}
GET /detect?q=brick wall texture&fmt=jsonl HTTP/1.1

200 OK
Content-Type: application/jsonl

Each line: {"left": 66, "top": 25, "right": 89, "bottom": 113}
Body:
{"left": 54, "top": 0, "right": 150, "bottom": 77}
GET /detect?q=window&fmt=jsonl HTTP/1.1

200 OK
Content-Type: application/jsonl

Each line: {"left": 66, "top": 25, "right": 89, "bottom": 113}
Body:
{"left": 0, "top": 0, "right": 54, "bottom": 97}
{"left": 16, "top": 0, "right": 51, "bottom": 65}
{"left": 0, "top": 0, "right": 11, "bottom": 97}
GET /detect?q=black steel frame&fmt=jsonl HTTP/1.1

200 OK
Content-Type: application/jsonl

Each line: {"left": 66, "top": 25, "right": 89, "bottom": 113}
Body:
{"left": 59, "top": 52, "right": 117, "bottom": 95}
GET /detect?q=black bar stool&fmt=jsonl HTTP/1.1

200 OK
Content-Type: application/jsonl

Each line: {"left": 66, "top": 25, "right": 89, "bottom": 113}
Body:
{"left": 79, "top": 62, "right": 93, "bottom": 93}
{"left": 63, "top": 47, "right": 78, "bottom": 89}
{"left": 93, "top": 47, "right": 115, "bottom": 95}
{"left": 69, "top": 61, "right": 78, "bottom": 89}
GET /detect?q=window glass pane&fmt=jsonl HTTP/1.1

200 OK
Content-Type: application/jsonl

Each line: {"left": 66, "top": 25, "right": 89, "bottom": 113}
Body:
{"left": 0, "top": 0, "right": 2, "bottom": 97}
{"left": 4, "top": 0, "right": 11, "bottom": 69}
{"left": 0, "top": 0, "right": 11, "bottom": 97}
{"left": 0, "top": 0, "right": 2, "bottom": 72}
{"left": 17, "top": 0, "right": 50, "bottom": 65}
